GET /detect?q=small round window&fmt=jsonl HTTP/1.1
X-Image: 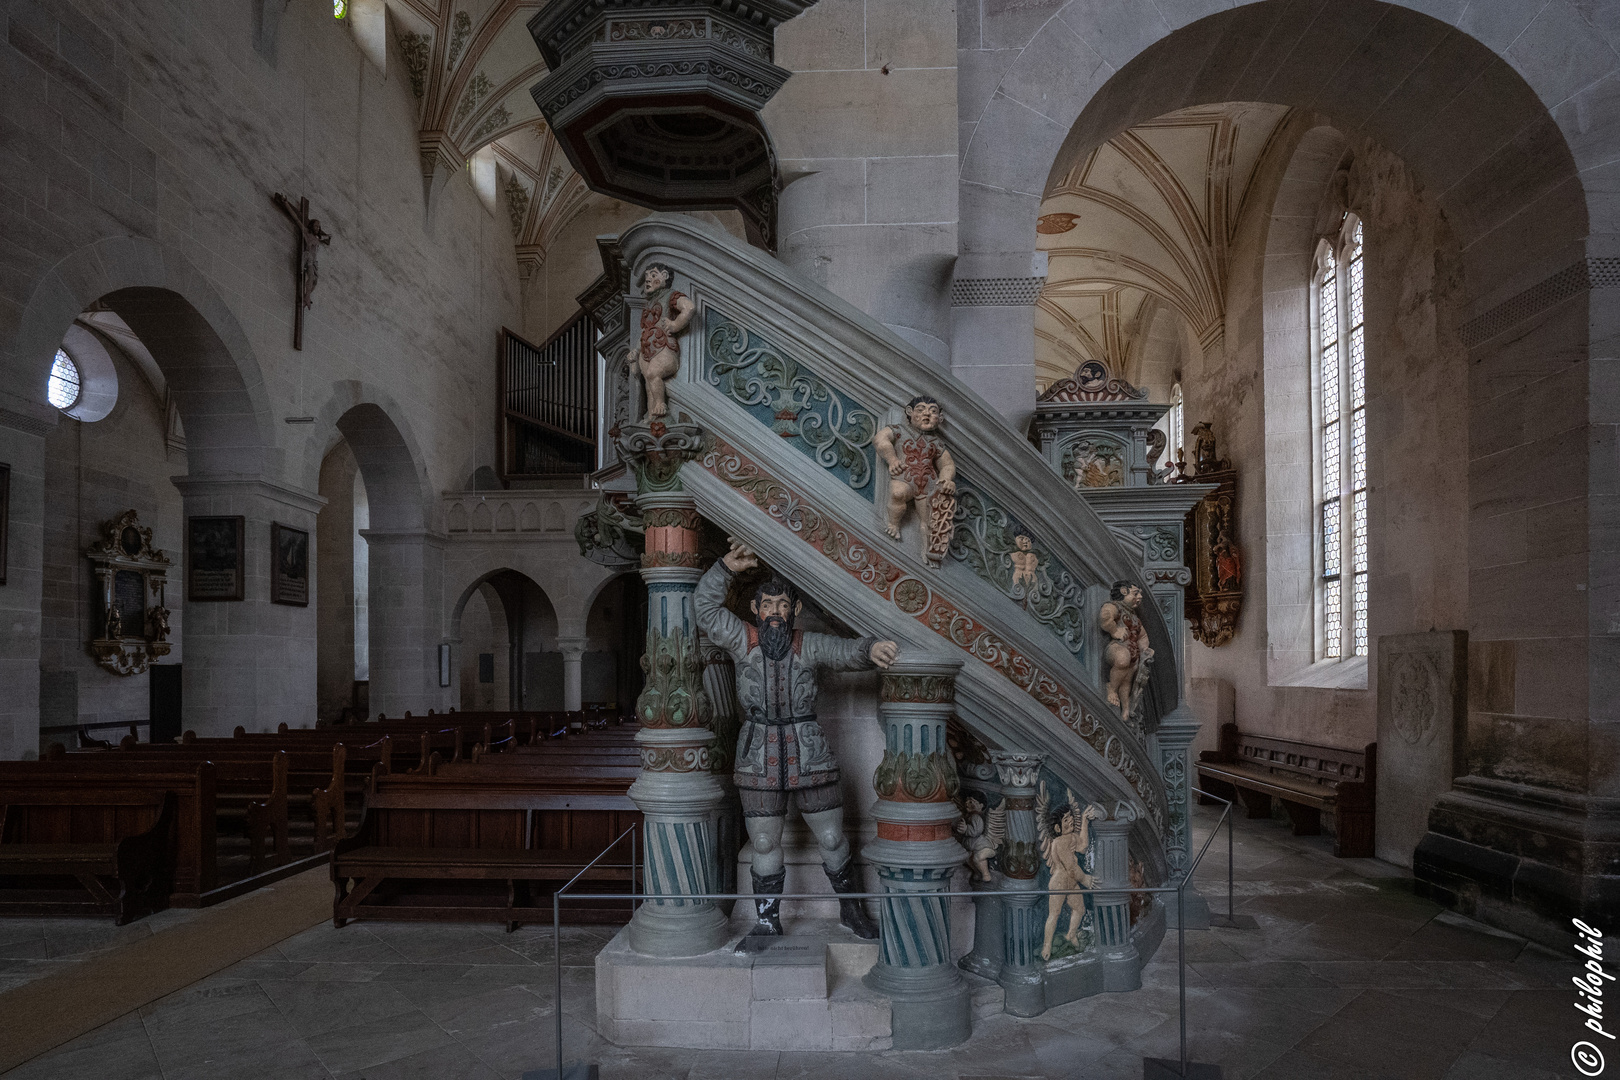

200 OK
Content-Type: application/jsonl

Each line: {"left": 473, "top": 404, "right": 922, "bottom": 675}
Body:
{"left": 48, "top": 348, "right": 81, "bottom": 410}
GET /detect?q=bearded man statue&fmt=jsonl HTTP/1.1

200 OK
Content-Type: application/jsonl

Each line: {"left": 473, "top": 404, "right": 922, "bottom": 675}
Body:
{"left": 694, "top": 539, "right": 899, "bottom": 940}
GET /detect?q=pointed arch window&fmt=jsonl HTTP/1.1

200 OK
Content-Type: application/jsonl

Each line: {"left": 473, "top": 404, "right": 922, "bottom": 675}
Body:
{"left": 1166, "top": 382, "right": 1184, "bottom": 466}
{"left": 1314, "top": 217, "right": 1367, "bottom": 659}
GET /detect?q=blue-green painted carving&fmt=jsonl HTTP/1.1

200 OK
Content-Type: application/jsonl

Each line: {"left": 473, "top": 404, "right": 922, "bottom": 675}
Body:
{"left": 949, "top": 485, "right": 1089, "bottom": 659}
{"left": 705, "top": 311, "right": 878, "bottom": 497}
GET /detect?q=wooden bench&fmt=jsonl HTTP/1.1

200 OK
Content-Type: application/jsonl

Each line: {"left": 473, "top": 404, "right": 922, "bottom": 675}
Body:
{"left": 1195, "top": 723, "right": 1376, "bottom": 858}
{"left": 0, "top": 780, "right": 184, "bottom": 922}
{"left": 331, "top": 773, "right": 639, "bottom": 930}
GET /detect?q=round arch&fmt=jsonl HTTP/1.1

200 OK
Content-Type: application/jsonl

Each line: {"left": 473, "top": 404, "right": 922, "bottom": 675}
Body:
{"left": 961, "top": 0, "right": 1593, "bottom": 306}
{"left": 4, "top": 236, "right": 277, "bottom": 474}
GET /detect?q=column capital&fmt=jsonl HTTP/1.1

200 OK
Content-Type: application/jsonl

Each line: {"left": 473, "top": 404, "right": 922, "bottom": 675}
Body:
{"left": 990, "top": 750, "right": 1045, "bottom": 790}
{"left": 556, "top": 636, "right": 589, "bottom": 659}
{"left": 171, "top": 472, "right": 327, "bottom": 514}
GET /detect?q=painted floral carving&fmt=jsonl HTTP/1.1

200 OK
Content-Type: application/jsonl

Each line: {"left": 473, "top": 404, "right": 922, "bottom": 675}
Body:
{"left": 706, "top": 313, "right": 877, "bottom": 492}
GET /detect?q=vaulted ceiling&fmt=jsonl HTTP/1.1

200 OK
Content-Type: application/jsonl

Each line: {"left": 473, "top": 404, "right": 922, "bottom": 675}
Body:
{"left": 384, "top": 0, "right": 596, "bottom": 275}
{"left": 1035, "top": 102, "right": 1292, "bottom": 396}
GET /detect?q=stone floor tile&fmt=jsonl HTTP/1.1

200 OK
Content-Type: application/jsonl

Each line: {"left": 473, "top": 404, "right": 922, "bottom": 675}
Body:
{"left": 1381, "top": 915, "right": 1528, "bottom": 962}
{"left": 258, "top": 975, "right": 421, "bottom": 1038}
{"left": 1291, "top": 987, "right": 1487, "bottom": 1079}
{"left": 1250, "top": 1045, "right": 1408, "bottom": 1079}
{"left": 1186, "top": 959, "right": 1340, "bottom": 988}
{"left": 420, "top": 982, "right": 553, "bottom": 1042}
{"left": 329, "top": 1040, "right": 504, "bottom": 1080}
{"left": 3, "top": 1012, "right": 163, "bottom": 1080}
{"left": 685, "top": 1048, "right": 781, "bottom": 1079}
{"left": 305, "top": 1007, "right": 457, "bottom": 1075}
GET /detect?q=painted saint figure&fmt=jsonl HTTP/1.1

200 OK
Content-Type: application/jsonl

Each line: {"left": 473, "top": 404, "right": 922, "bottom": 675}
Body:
{"left": 1099, "top": 580, "right": 1154, "bottom": 726}
{"left": 694, "top": 539, "right": 899, "bottom": 939}
{"left": 636, "top": 263, "right": 695, "bottom": 420}
{"left": 873, "top": 395, "right": 957, "bottom": 567}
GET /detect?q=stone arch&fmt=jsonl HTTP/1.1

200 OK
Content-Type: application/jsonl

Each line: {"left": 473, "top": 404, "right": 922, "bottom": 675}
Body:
{"left": 962, "top": 0, "right": 1595, "bottom": 306}
{"left": 4, "top": 236, "right": 277, "bottom": 475}
{"left": 305, "top": 383, "right": 435, "bottom": 534}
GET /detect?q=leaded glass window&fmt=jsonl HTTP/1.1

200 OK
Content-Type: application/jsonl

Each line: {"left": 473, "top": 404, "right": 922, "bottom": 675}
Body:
{"left": 48, "top": 348, "right": 80, "bottom": 410}
{"left": 1315, "top": 218, "right": 1369, "bottom": 661}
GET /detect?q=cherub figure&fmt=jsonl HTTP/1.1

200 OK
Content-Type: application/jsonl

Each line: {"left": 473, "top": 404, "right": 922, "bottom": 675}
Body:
{"left": 635, "top": 263, "right": 695, "bottom": 420}
{"left": 873, "top": 395, "right": 957, "bottom": 567}
{"left": 1009, "top": 530, "right": 1039, "bottom": 597}
{"left": 1037, "top": 782, "right": 1104, "bottom": 960}
{"left": 1099, "top": 580, "right": 1154, "bottom": 726}
{"left": 954, "top": 795, "right": 1006, "bottom": 882}
{"left": 104, "top": 603, "right": 123, "bottom": 640}
{"left": 146, "top": 604, "right": 171, "bottom": 642}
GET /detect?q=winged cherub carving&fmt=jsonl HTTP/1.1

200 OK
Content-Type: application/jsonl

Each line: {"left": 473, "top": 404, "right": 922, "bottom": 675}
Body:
{"left": 954, "top": 794, "right": 1006, "bottom": 883}
{"left": 1037, "top": 781, "right": 1105, "bottom": 961}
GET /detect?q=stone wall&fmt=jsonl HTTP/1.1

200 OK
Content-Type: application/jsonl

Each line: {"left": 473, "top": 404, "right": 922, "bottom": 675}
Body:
{"left": 0, "top": 0, "right": 528, "bottom": 743}
{"left": 38, "top": 342, "right": 185, "bottom": 745}
{"left": 1183, "top": 122, "right": 1471, "bottom": 756}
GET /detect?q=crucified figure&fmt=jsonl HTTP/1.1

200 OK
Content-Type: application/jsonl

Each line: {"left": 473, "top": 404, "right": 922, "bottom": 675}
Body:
{"left": 272, "top": 192, "right": 332, "bottom": 350}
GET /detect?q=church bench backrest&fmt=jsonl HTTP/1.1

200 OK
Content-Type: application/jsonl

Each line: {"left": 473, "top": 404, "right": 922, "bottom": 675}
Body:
{"left": 0, "top": 764, "right": 216, "bottom": 899}
{"left": 1209, "top": 724, "right": 1375, "bottom": 793}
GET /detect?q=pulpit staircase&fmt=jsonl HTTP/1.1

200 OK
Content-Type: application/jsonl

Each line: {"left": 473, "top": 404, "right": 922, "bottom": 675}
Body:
{"left": 581, "top": 215, "right": 1201, "bottom": 1047}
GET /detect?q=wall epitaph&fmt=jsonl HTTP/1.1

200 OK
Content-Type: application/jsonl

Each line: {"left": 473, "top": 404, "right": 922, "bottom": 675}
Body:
{"left": 86, "top": 510, "right": 172, "bottom": 676}
{"left": 188, "top": 516, "right": 244, "bottom": 602}
{"left": 1177, "top": 422, "right": 1242, "bottom": 646}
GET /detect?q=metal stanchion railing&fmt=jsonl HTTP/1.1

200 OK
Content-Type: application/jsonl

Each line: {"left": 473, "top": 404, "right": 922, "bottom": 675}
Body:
{"left": 542, "top": 800, "right": 1234, "bottom": 1080}
{"left": 1191, "top": 786, "right": 1257, "bottom": 931}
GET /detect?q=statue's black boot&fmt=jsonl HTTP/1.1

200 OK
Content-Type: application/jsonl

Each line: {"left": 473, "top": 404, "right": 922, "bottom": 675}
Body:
{"left": 748, "top": 868, "right": 786, "bottom": 937}
{"left": 825, "top": 859, "right": 880, "bottom": 940}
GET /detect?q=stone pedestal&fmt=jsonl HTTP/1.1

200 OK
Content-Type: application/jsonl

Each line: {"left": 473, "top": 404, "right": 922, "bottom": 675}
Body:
{"left": 861, "top": 657, "right": 971, "bottom": 1050}
{"left": 625, "top": 488, "right": 728, "bottom": 957}
{"left": 1089, "top": 812, "right": 1142, "bottom": 992}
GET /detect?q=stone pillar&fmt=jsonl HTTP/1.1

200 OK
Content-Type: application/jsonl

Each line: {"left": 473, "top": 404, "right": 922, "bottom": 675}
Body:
{"left": 172, "top": 475, "right": 326, "bottom": 736}
{"left": 863, "top": 656, "right": 971, "bottom": 1051}
{"left": 991, "top": 751, "right": 1046, "bottom": 1017}
{"left": 361, "top": 527, "right": 450, "bottom": 720}
{"left": 1157, "top": 704, "right": 1209, "bottom": 927}
{"left": 0, "top": 418, "right": 47, "bottom": 760}
{"left": 557, "top": 635, "right": 587, "bottom": 712}
{"left": 626, "top": 486, "right": 729, "bottom": 957}
{"left": 1089, "top": 809, "right": 1141, "bottom": 993}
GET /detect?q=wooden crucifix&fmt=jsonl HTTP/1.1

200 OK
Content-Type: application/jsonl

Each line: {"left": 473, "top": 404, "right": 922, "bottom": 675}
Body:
{"left": 272, "top": 192, "right": 332, "bottom": 350}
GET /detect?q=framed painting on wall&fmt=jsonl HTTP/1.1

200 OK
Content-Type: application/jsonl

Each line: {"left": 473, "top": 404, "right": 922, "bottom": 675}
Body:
{"left": 0, "top": 462, "right": 8, "bottom": 586}
{"left": 187, "top": 515, "right": 244, "bottom": 601}
{"left": 271, "top": 523, "right": 309, "bottom": 606}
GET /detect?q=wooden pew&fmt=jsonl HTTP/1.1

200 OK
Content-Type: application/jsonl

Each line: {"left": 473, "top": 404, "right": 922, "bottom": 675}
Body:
{"left": 331, "top": 772, "right": 639, "bottom": 930}
{"left": 0, "top": 764, "right": 213, "bottom": 909}
{"left": 1196, "top": 723, "right": 1376, "bottom": 857}
{"left": 0, "top": 786, "right": 177, "bottom": 925}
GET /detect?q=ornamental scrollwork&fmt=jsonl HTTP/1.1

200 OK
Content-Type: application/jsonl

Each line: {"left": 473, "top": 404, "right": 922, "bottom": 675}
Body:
{"left": 640, "top": 744, "right": 713, "bottom": 773}
{"left": 948, "top": 486, "right": 1089, "bottom": 659}
{"left": 705, "top": 313, "right": 878, "bottom": 494}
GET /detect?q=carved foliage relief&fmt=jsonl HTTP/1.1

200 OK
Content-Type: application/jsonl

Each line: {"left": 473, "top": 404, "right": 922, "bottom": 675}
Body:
{"left": 948, "top": 486, "right": 1088, "bottom": 659}
{"left": 705, "top": 311, "right": 878, "bottom": 496}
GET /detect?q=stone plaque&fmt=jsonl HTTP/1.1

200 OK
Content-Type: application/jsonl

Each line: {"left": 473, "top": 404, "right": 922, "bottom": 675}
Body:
{"left": 1376, "top": 631, "right": 1466, "bottom": 867}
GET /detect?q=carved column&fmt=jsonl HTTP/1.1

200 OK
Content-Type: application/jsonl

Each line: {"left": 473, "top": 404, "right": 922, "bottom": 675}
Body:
{"left": 557, "top": 636, "right": 587, "bottom": 712}
{"left": 698, "top": 628, "right": 742, "bottom": 917}
{"left": 991, "top": 751, "right": 1046, "bottom": 1017}
{"left": 1089, "top": 809, "right": 1142, "bottom": 992}
{"left": 863, "top": 656, "right": 971, "bottom": 1050}
{"left": 1156, "top": 704, "right": 1208, "bottom": 926}
{"left": 622, "top": 425, "right": 729, "bottom": 957}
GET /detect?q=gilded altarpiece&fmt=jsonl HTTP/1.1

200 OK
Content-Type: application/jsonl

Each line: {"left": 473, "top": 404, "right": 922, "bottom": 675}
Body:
{"left": 1177, "top": 426, "right": 1242, "bottom": 647}
{"left": 86, "top": 510, "right": 172, "bottom": 676}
